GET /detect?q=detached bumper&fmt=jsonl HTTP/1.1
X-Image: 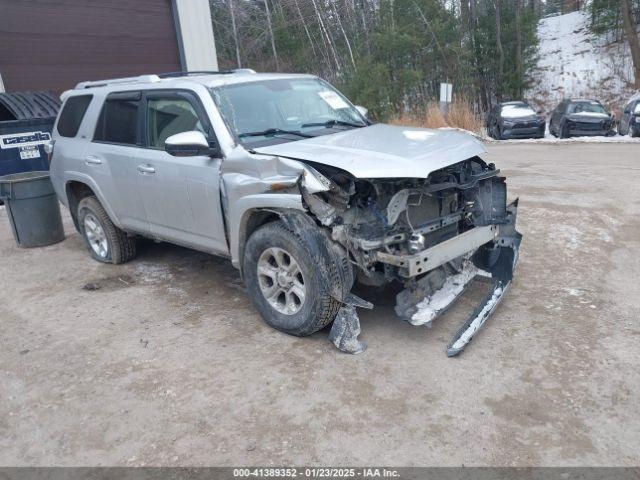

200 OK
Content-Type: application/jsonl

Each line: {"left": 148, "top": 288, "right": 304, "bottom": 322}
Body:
{"left": 394, "top": 200, "right": 522, "bottom": 356}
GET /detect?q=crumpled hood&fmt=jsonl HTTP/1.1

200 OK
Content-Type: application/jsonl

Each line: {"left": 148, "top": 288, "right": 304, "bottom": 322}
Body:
{"left": 253, "top": 123, "right": 486, "bottom": 179}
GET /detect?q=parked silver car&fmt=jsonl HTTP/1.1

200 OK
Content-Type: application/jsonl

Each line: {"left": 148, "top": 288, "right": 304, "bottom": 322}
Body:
{"left": 49, "top": 70, "right": 521, "bottom": 356}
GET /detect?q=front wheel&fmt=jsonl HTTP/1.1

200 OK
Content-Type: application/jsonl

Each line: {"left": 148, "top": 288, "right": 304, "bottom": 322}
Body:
{"left": 558, "top": 122, "right": 570, "bottom": 139}
{"left": 493, "top": 123, "right": 503, "bottom": 140}
{"left": 77, "top": 196, "right": 136, "bottom": 264}
{"left": 243, "top": 218, "right": 351, "bottom": 336}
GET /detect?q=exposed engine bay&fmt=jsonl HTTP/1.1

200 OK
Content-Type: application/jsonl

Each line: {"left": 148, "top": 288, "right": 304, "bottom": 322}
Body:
{"left": 298, "top": 156, "right": 522, "bottom": 356}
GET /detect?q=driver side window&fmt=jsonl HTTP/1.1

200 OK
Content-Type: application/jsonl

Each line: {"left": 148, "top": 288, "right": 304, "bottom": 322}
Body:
{"left": 146, "top": 97, "right": 206, "bottom": 149}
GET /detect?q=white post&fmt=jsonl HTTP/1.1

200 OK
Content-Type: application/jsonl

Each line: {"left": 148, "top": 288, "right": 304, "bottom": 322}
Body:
{"left": 440, "top": 82, "right": 452, "bottom": 120}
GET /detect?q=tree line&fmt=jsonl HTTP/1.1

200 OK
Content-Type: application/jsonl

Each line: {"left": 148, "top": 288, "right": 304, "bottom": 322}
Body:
{"left": 210, "top": 0, "right": 640, "bottom": 120}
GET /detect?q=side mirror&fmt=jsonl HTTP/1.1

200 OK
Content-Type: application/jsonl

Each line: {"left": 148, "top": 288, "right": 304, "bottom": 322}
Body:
{"left": 355, "top": 105, "right": 368, "bottom": 118}
{"left": 165, "top": 131, "right": 221, "bottom": 157}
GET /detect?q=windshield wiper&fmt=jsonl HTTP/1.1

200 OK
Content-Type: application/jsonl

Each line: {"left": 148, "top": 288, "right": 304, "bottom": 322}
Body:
{"left": 301, "top": 119, "right": 366, "bottom": 129}
{"left": 239, "top": 128, "right": 312, "bottom": 139}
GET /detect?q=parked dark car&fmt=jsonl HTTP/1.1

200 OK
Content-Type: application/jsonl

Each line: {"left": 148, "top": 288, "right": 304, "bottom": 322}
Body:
{"left": 618, "top": 98, "right": 640, "bottom": 137}
{"left": 549, "top": 99, "right": 614, "bottom": 138}
{"left": 486, "top": 101, "right": 545, "bottom": 140}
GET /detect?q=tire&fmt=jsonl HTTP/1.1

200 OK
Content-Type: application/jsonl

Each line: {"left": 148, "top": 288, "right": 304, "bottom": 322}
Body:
{"left": 77, "top": 196, "right": 136, "bottom": 264}
{"left": 243, "top": 215, "right": 353, "bottom": 337}
{"left": 558, "top": 122, "right": 570, "bottom": 139}
{"left": 631, "top": 126, "right": 639, "bottom": 138}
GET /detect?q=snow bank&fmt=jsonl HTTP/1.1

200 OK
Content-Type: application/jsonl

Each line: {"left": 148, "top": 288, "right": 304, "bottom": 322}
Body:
{"left": 527, "top": 11, "right": 638, "bottom": 112}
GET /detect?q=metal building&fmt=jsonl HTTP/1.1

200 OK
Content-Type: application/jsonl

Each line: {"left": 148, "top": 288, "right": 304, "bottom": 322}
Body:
{"left": 0, "top": 0, "right": 218, "bottom": 94}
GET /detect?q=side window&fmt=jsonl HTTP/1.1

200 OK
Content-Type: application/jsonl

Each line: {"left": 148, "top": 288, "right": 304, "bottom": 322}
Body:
{"left": 94, "top": 93, "right": 140, "bottom": 145}
{"left": 57, "top": 95, "right": 93, "bottom": 137}
{"left": 146, "top": 97, "right": 206, "bottom": 149}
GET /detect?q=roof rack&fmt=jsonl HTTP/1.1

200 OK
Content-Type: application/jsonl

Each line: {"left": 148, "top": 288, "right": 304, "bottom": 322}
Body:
{"left": 158, "top": 69, "right": 256, "bottom": 78}
{"left": 158, "top": 70, "right": 233, "bottom": 78}
{"left": 75, "top": 69, "right": 257, "bottom": 90}
{"left": 75, "top": 74, "right": 161, "bottom": 90}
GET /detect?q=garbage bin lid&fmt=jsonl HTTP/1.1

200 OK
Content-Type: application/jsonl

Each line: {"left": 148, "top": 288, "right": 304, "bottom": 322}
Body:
{"left": 0, "top": 91, "right": 60, "bottom": 121}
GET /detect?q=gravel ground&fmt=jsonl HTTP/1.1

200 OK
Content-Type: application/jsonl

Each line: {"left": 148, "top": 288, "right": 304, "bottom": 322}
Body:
{"left": 1, "top": 143, "right": 639, "bottom": 467}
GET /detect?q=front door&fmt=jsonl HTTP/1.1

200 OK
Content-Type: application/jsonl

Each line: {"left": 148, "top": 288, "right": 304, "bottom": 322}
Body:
{"left": 134, "top": 90, "right": 227, "bottom": 254}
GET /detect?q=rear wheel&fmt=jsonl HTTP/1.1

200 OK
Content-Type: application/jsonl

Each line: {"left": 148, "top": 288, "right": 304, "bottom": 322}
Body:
{"left": 243, "top": 218, "right": 352, "bottom": 336}
{"left": 77, "top": 196, "right": 136, "bottom": 264}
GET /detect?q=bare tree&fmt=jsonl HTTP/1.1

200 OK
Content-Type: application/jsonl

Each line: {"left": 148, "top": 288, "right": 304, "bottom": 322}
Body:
{"left": 331, "top": 1, "right": 357, "bottom": 70}
{"left": 228, "top": 0, "right": 242, "bottom": 68}
{"left": 310, "top": 0, "right": 341, "bottom": 73}
{"left": 621, "top": 0, "right": 640, "bottom": 87}
{"left": 263, "top": 0, "right": 280, "bottom": 70}
{"left": 515, "top": 0, "right": 523, "bottom": 97}
{"left": 494, "top": 0, "right": 504, "bottom": 101}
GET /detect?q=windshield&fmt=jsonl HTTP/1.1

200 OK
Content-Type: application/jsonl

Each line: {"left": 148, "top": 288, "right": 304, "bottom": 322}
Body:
{"left": 568, "top": 101, "right": 607, "bottom": 115}
{"left": 210, "top": 78, "right": 366, "bottom": 146}
{"left": 501, "top": 104, "right": 536, "bottom": 118}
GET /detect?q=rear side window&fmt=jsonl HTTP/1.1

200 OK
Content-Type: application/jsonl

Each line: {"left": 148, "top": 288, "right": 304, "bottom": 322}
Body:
{"left": 94, "top": 93, "right": 140, "bottom": 145}
{"left": 57, "top": 95, "right": 93, "bottom": 137}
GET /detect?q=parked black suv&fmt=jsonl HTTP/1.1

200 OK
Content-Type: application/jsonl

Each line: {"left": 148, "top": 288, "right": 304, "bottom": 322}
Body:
{"left": 549, "top": 99, "right": 614, "bottom": 138}
{"left": 618, "top": 98, "right": 640, "bottom": 137}
{"left": 486, "top": 101, "right": 545, "bottom": 140}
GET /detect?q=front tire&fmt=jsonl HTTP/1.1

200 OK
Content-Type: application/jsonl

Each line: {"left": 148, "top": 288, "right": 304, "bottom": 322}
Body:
{"left": 77, "top": 196, "right": 136, "bottom": 264}
{"left": 558, "top": 122, "right": 570, "bottom": 139}
{"left": 243, "top": 218, "right": 352, "bottom": 336}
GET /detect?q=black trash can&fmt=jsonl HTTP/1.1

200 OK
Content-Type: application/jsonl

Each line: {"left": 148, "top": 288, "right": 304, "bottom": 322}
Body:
{"left": 0, "top": 171, "right": 65, "bottom": 248}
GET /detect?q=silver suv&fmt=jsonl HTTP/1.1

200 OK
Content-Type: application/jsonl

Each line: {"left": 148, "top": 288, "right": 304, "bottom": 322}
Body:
{"left": 49, "top": 70, "right": 521, "bottom": 356}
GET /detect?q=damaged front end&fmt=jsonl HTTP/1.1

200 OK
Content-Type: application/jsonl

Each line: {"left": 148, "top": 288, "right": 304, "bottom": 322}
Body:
{"left": 301, "top": 156, "right": 522, "bottom": 356}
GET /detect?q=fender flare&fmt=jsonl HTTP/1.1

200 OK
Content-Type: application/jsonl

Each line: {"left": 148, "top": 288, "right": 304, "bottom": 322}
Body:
{"left": 62, "top": 172, "right": 124, "bottom": 229}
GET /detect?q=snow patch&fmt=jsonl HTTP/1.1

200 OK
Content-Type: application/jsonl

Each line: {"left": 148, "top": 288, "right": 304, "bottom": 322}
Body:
{"left": 527, "top": 11, "right": 639, "bottom": 112}
{"left": 410, "top": 263, "right": 477, "bottom": 326}
{"left": 133, "top": 262, "right": 173, "bottom": 284}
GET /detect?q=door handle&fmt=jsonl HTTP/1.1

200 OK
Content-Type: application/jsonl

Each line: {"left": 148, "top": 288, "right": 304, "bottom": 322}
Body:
{"left": 84, "top": 155, "right": 102, "bottom": 165}
{"left": 137, "top": 164, "right": 156, "bottom": 174}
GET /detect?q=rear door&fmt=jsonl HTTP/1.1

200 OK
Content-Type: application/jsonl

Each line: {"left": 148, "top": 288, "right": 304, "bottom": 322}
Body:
{"left": 89, "top": 91, "right": 149, "bottom": 233}
{"left": 134, "top": 89, "right": 227, "bottom": 254}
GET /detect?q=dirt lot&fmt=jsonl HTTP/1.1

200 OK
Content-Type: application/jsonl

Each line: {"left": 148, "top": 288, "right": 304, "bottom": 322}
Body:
{"left": 1, "top": 143, "right": 639, "bottom": 467}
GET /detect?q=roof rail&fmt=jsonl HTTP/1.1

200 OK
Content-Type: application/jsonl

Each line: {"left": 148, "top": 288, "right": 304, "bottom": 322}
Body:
{"left": 75, "top": 74, "right": 161, "bottom": 90}
{"left": 74, "top": 68, "right": 258, "bottom": 89}
{"left": 157, "top": 69, "right": 256, "bottom": 78}
{"left": 157, "top": 70, "right": 231, "bottom": 78}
